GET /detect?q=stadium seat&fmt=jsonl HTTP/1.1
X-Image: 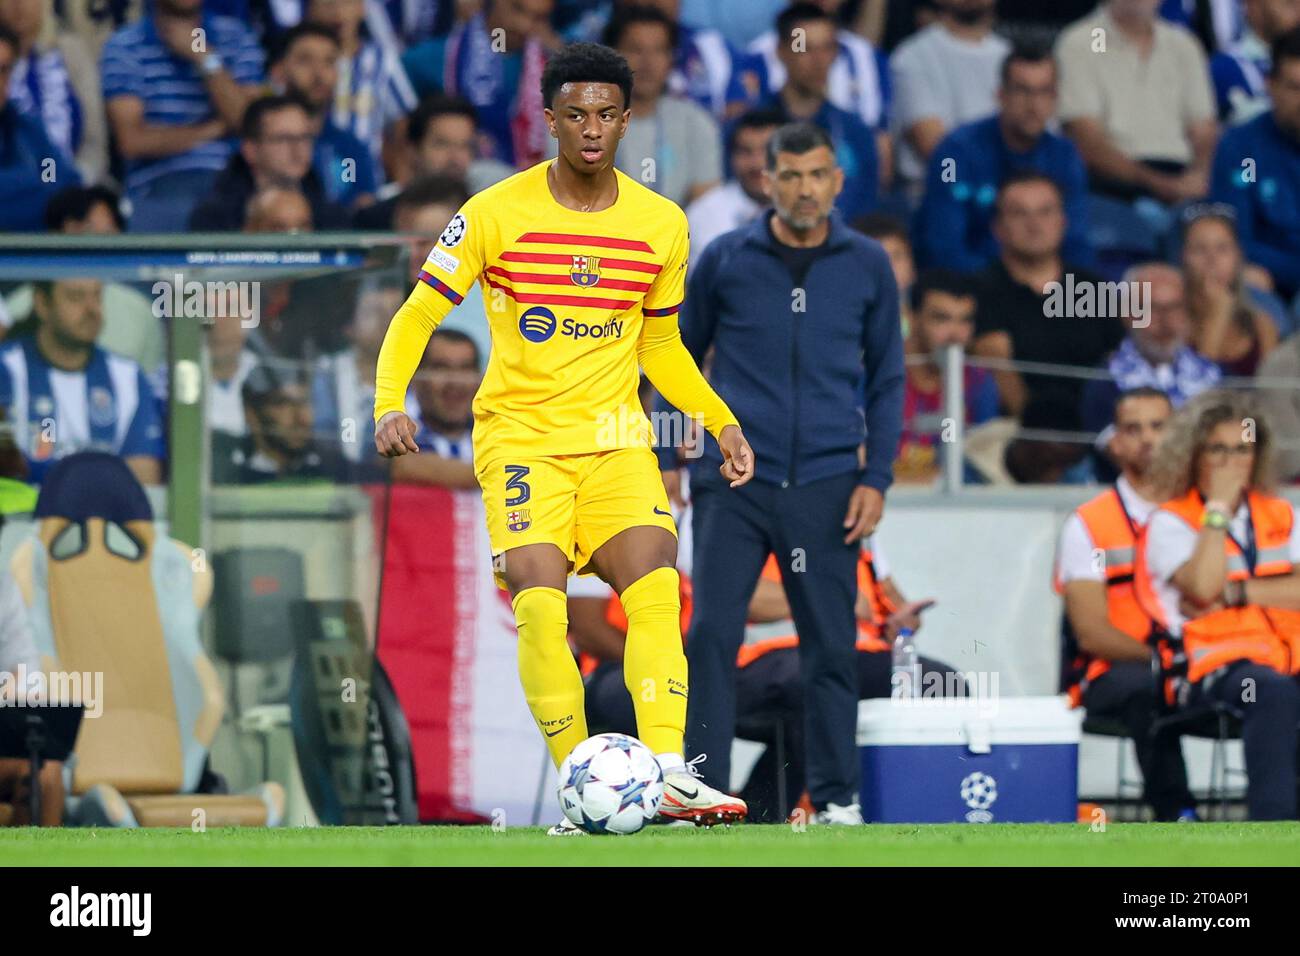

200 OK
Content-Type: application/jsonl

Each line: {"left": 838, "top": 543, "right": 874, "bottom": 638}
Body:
{"left": 5, "top": 452, "right": 284, "bottom": 827}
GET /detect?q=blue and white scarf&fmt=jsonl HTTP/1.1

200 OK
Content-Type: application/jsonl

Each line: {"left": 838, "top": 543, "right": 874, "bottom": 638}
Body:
{"left": 9, "top": 47, "right": 82, "bottom": 159}
{"left": 1107, "top": 339, "right": 1222, "bottom": 406}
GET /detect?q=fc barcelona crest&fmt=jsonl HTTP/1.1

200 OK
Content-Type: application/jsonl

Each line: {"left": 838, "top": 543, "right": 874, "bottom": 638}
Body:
{"left": 570, "top": 255, "right": 601, "bottom": 287}
{"left": 506, "top": 508, "right": 532, "bottom": 533}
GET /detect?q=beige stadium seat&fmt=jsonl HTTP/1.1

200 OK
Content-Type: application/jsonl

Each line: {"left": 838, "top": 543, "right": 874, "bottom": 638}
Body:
{"left": 8, "top": 452, "right": 284, "bottom": 827}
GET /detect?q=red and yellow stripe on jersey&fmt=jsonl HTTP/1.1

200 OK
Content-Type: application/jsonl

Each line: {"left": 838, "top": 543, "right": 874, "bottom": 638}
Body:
{"left": 374, "top": 160, "right": 738, "bottom": 469}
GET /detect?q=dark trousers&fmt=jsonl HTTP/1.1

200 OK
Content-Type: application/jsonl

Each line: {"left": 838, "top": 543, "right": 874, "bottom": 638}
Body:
{"left": 1193, "top": 660, "right": 1300, "bottom": 821}
{"left": 685, "top": 470, "right": 861, "bottom": 810}
{"left": 1083, "top": 661, "right": 1194, "bottom": 821}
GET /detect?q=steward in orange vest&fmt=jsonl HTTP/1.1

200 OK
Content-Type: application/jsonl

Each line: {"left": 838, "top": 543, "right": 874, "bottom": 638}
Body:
{"left": 1054, "top": 484, "right": 1157, "bottom": 707}
{"left": 1135, "top": 488, "right": 1300, "bottom": 695}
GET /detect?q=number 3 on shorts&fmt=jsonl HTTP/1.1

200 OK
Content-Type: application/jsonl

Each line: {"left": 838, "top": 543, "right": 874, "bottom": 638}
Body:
{"left": 504, "top": 464, "right": 531, "bottom": 506}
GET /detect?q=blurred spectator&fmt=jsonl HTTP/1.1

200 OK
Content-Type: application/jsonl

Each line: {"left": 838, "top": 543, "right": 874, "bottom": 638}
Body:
{"left": 748, "top": 0, "right": 891, "bottom": 150}
{"left": 889, "top": 0, "right": 1008, "bottom": 189}
{"left": 313, "top": 279, "right": 399, "bottom": 463}
{"left": 189, "top": 95, "right": 350, "bottom": 231}
{"left": 388, "top": 175, "right": 490, "bottom": 359}
{"left": 402, "top": 0, "right": 553, "bottom": 168}
{"left": 1003, "top": 392, "right": 1091, "bottom": 483}
{"left": 1210, "top": 28, "right": 1300, "bottom": 299}
{"left": 0, "top": 0, "right": 108, "bottom": 182}
{"left": 388, "top": 327, "right": 481, "bottom": 488}
{"left": 56, "top": 0, "right": 144, "bottom": 60}
{"left": 1054, "top": 386, "right": 1196, "bottom": 822}
{"left": 303, "top": 0, "right": 417, "bottom": 177}
{"left": 685, "top": 106, "right": 780, "bottom": 254}
{"left": 243, "top": 185, "right": 314, "bottom": 232}
{"left": 603, "top": 4, "right": 721, "bottom": 207}
{"left": 914, "top": 44, "right": 1091, "bottom": 272}
{"left": 207, "top": 312, "right": 261, "bottom": 435}
{"left": 1055, "top": 0, "right": 1217, "bottom": 206}
{"left": 972, "top": 172, "right": 1124, "bottom": 419}
{"left": 43, "top": 184, "right": 124, "bottom": 233}
{"left": 894, "top": 269, "right": 997, "bottom": 484}
{"left": 1138, "top": 391, "right": 1300, "bottom": 821}
{"left": 269, "top": 22, "right": 377, "bottom": 210}
{"left": 1181, "top": 206, "right": 1279, "bottom": 376}
{"left": 354, "top": 95, "right": 511, "bottom": 229}
{"left": 759, "top": 2, "right": 877, "bottom": 219}
{"left": 1210, "top": 0, "right": 1300, "bottom": 125}
{"left": 566, "top": 0, "right": 755, "bottom": 118}
{"left": 853, "top": 211, "right": 915, "bottom": 334}
{"left": 0, "top": 278, "right": 164, "bottom": 486}
{"left": 101, "top": 0, "right": 264, "bottom": 232}
{"left": 1080, "top": 262, "right": 1221, "bottom": 440}
{"left": 388, "top": 173, "right": 471, "bottom": 280}
{"left": 652, "top": 0, "right": 754, "bottom": 118}
{"left": 0, "top": 26, "right": 80, "bottom": 231}
{"left": 31, "top": 184, "right": 164, "bottom": 373}
{"left": 211, "top": 361, "right": 348, "bottom": 484}
{"left": 1257, "top": 329, "right": 1300, "bottom": 482}
{"left": 680, "top": 0, "right": 787, "bottom": 49}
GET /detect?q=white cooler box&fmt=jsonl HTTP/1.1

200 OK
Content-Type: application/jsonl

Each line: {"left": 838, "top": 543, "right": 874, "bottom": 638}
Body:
{"left": 857, "top": 696, "right": 1082, "bottom": 823}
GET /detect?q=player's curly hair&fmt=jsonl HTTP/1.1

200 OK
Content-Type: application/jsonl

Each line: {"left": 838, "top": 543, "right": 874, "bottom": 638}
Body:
{"left": 541, "top": 42, "right": 634, "bottom": 110}
{"left": 1147, "top": 388, "right": 1277, "bottom": 501}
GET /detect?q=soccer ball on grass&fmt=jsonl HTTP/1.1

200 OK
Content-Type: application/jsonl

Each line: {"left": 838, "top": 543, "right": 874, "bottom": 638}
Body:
{"left": 557, "top": 733, "right": 664, "bottom": 834}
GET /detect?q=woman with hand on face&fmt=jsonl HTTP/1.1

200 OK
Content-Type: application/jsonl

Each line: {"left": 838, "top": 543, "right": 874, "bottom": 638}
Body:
{"left": 1135, "top": 391, "right": 1300, "bottom": 820}
{"left": 1181, "top": 206, "right": 1280, "bottom": 378}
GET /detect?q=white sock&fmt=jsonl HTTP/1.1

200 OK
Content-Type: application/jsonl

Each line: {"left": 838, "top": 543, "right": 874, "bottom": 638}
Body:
{"left": 656, "top": 752, "right": 685, "bottom": 774}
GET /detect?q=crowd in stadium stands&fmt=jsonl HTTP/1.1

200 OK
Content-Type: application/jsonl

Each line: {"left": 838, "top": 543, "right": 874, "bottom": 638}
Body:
{"left": 0, "top": 0, "right": 1297, "bottom": 495}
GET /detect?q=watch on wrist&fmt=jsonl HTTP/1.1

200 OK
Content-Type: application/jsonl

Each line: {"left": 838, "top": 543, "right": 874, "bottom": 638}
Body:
{"left": 200, "top": 52, "right": 225, "bottom": 76}
{"left": 1202, "top": 507, "right": 1229, "bottom": 530}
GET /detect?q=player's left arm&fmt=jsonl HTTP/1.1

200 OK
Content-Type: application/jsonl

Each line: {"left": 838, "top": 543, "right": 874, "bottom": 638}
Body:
{"left": 637, "top": 215, "right": 752, "bottom": 486}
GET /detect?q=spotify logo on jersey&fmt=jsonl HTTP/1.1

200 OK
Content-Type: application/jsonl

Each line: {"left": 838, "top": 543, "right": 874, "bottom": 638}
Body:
{"left": 519, "top": 306, "right": 558, "bottom": 342}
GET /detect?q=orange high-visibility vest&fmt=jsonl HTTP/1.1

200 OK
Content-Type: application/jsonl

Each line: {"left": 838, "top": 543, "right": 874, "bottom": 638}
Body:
{"left": 1053, "top": 486, "right": 1156, "bottom": 706}
{"left": 1134, "top": 488, "right": 1300, "bottom": 684}
{"left": 734, "top": 549, "right": 894, "bottom": 669}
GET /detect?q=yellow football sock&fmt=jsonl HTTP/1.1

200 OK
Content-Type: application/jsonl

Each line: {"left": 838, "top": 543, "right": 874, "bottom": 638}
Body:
{"left": 513, "top": 586, "right": 588, "bottom": 767}
{"left": 620, "top": 567, "right": 687, "bottom": 757}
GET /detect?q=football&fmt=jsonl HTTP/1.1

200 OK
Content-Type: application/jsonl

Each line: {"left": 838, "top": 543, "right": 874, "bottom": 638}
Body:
{"left": 557, "top": 733, "right": 665, "bottom": 834}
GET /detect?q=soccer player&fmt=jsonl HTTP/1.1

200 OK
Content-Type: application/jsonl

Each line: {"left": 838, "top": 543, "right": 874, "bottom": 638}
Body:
{"left": 373, "top": 42, "right": 755, "bottom": 833}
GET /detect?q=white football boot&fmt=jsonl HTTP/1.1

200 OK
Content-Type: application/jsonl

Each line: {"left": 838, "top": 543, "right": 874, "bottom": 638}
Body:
{"left": 546, "top": 817, "right": 588, "bottom": 836}
{"left": 812, "top": 801, "right": 864, "bottom": 825}
{"left": 657, "top": 755, "right": 747, "bottom": 826}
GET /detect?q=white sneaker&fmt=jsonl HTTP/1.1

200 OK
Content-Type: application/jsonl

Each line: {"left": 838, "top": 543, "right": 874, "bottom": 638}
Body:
{"left": 546, "top": 817, "right": 588, "bottom": 836}
{"left": 813, "top": 801, "right": 864, "bottom": 825}
{"left": 657, "top": 754, "right": 747, "bottom": 826}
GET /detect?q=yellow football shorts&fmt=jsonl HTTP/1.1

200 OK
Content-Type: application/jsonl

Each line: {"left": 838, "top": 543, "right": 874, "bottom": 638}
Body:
{"left": 477, "top": 446, "right": 677, "bottom": 588}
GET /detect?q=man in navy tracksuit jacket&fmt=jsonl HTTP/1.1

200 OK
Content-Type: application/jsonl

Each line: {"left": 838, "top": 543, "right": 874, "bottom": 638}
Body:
{"left": 657, "top": 123, "right": 904, "bottom": 821}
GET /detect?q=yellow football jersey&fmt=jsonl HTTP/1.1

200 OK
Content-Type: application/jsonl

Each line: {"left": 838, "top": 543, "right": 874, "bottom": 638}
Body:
{"left": 375, "top": 160, "right": 732, "bottom": 469}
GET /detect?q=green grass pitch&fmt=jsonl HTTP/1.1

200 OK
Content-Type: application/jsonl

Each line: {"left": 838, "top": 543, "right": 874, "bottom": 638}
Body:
{"left": 3, "top": 822, "right": 1299, "bottom": 866}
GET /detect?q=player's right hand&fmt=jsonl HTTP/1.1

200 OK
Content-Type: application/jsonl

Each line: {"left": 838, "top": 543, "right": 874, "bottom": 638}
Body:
{"left": 718, "top": 424, "right": 754, "bottom": 488}
{"left": 375, "top": 411, "right": 420, "bottom": 457}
